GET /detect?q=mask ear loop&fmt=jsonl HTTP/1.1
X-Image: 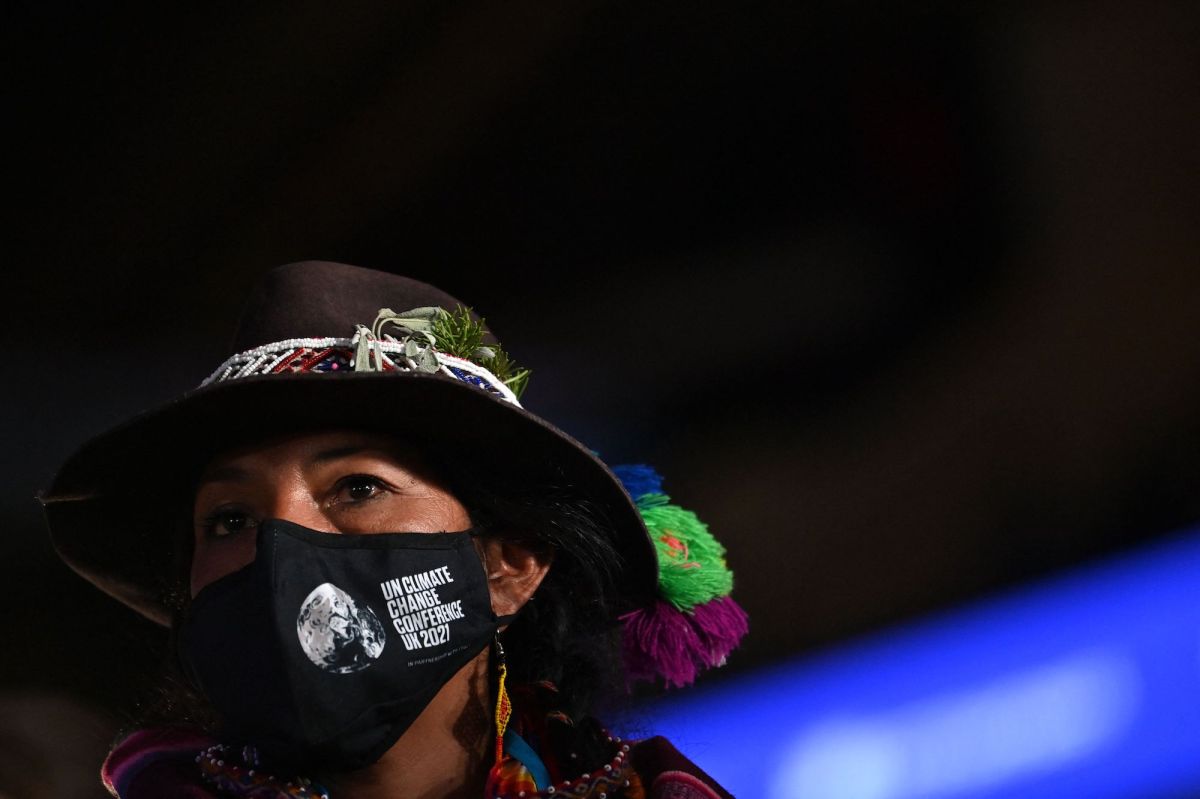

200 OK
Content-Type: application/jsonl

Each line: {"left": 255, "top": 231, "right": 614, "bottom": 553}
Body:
{"left": 492, "top": 635, "right": 512, "bottom": 768}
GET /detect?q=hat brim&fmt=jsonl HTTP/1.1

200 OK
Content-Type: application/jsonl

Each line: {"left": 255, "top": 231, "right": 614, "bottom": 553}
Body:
{"left": 41, "top": 372, "right": 658, "bottom": 626}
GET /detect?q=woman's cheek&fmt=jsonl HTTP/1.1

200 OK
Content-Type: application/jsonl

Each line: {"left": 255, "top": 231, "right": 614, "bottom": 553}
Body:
{"left": 191, "top": 533, "right": 258, "bottom": 596}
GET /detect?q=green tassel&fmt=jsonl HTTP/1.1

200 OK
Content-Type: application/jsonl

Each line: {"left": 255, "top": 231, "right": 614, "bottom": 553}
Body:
{"left": 638, "top": 493, "right": 733, "bottom": 610}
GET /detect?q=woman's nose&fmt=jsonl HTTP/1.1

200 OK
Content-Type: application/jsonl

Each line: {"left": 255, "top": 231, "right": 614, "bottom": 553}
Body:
{"left": 263, "top": 485, "right": 340, "bottom": 533}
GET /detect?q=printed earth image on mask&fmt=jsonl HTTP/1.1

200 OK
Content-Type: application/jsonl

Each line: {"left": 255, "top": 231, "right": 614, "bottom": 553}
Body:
{"left": 296, "top": 582, "right": 387, "bottom": 674}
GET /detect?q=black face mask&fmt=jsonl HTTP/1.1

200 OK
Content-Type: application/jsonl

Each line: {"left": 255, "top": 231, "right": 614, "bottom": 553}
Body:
{"left": 179, "top": 518, "right": 512, "bottom": 771}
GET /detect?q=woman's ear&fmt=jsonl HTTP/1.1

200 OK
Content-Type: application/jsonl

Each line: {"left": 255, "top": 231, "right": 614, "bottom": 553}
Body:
{"left": 479, "top": 537, "right": 553, "bottom": 620}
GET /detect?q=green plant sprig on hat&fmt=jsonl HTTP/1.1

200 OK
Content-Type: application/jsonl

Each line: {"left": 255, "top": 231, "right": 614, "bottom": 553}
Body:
{"left": 431, "top": 306, "right": 531, "bottom": 399}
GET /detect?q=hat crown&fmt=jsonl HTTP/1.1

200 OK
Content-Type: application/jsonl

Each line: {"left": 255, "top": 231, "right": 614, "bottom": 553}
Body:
{"left": 232, "top": 261, "right": 478, "bottom": 352}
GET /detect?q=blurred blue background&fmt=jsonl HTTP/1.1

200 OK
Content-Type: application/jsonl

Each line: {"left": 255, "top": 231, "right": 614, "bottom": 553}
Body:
{"left": 639, "top": 529, "right": 1200, "bottom": 797}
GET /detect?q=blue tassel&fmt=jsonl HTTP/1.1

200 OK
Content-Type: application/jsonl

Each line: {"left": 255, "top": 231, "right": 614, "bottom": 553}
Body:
{"left": 612, "top": 464, "right": 664, "bottom": 500}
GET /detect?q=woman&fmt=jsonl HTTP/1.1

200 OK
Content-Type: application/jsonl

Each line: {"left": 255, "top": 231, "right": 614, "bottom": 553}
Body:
{"left": 41, "top": 262, "right": 747, "bottom": 798}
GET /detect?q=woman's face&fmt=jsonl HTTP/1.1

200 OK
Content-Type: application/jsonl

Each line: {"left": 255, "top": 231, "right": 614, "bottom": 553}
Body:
{"left": 191, "top": 429, "right": 473, "bottom": 597}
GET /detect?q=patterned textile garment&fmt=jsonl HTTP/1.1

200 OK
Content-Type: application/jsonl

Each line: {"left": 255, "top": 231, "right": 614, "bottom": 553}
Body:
{"left": 101, "top": 686, "right": 732, "bottom": 799}
{"left": 485, "top": 683, "right": 731, "bottom": 799}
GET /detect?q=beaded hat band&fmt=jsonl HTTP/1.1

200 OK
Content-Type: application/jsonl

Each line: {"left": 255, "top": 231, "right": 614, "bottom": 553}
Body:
{"left": 203, "top": 302, "right": 528, "bottom": 402}
{"left": 201, "top": 337, "right": 522, "bottom": 407}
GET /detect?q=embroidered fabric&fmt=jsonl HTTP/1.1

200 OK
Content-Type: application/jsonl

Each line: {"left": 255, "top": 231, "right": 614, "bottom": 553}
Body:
{"left": 100, "top": 726, "right": 728, "bottom": 799}
{"left": 185, "top": 728, "right": 642, "bottom": 799}
{"left": 200, "top": 338, "right": 521, "bottom": 407}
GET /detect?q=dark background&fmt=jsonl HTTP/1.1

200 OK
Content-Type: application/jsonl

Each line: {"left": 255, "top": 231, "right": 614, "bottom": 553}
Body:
{"left": 4, "top": 2, "right": 1199, "bottom": 794}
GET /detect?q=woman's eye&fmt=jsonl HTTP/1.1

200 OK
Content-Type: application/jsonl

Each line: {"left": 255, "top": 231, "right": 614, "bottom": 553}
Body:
{"left": 339, "top": 475, "right": 385, "bottom": 503}
{"left": 202, "top": 509, "right": 256, "bottom": 538}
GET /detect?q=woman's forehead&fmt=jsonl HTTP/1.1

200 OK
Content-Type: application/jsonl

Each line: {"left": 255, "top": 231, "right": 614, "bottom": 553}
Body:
{"left": 198, "top": 429, "right": 425, "bottom": 476}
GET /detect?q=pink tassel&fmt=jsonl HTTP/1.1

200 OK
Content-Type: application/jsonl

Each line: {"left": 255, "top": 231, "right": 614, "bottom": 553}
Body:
{"left": 621, "top": 597, "right": 750, "bottom": 689}
{"left": 621, "top": 600, "right": 704, "bottom": 688}
{"left": 690, "top": 596, "right": 749, "bottom": 669}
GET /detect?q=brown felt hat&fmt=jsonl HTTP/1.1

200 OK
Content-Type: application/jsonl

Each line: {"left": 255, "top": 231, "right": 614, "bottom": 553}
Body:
{"left": 40, "top": 261, "right": 657, "bottom": 625}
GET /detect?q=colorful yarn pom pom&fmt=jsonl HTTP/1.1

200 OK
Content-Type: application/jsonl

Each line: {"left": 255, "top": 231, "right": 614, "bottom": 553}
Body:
{"left": 612, "top": 464, "right": 749, "bottom": 689}
{"left": 621, "top": 600, "right": 707, "bottom": 688}
{"left": 620, "top": 596, "right": 750, "bottom": 689}
{"left": 638, "top": 495, "right": 733, "bottom": 610}
{"left": 611, "top": 464, "right": 664, "bottom": 500}
{"left": 689, "top": 595, "right": 749, "bottom": 669}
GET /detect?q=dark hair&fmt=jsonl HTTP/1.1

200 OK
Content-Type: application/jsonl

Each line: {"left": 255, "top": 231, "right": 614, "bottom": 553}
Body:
{"left": 427, "top": 448, "right": 629, "bottom": 722}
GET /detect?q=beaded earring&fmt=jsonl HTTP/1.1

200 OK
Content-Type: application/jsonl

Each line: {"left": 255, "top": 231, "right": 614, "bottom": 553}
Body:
{"left": 492, "top": 636, "right": 513, "bottom": 767}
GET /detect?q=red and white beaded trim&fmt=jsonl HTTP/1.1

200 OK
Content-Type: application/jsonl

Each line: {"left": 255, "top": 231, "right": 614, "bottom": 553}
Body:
{"left": 495, "top": 736, "right": 638, "bottom": 799}
{"left": 199, "top": 337, "right": 523, "bottom": 407}
{"left": 196, "top": 743, "right": 330, "bottom": 798}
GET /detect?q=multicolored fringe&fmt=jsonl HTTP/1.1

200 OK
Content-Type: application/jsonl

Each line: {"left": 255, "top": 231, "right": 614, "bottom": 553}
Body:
{"left": 612, "top": 465, "right": 749, "bottom": 688}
